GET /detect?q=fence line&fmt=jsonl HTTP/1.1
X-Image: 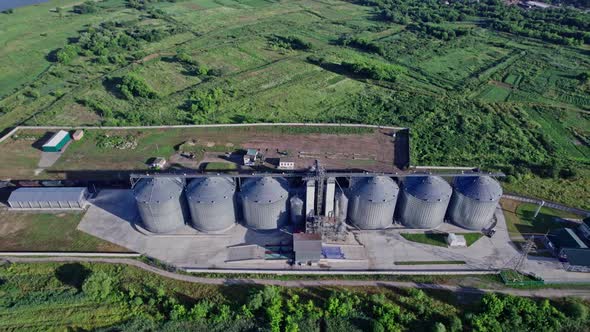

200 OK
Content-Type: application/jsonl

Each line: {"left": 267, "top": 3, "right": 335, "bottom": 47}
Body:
{"left": 0, "top": 123, "right": 408, "bottom": 142}
{"left": 503, "top": 193, "right": 590, "bottom": 217}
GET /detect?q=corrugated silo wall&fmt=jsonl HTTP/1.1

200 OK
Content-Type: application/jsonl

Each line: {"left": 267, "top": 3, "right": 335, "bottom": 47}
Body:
{"left": 290, "top": 196, "right": 304, "bottom": 225}
{"left": 448, "top": 192, "right": 498, "bottom": 230}
{"left": 398, "top": 192, "right": 449, "bottom": 229}
{"left": 137, "top": 192, "right": 187, "bottom": 233}
{"left": 188, "top": 196, "right": 236, "bottom": 232}
{"left": 336, "top": 191, "right": 349, "bottom": 223}
{"left": 243, "top": 198, "right": 289, "bottom": 230}
{"left": 349, "top": 198, "right": 396, "bottom": 229}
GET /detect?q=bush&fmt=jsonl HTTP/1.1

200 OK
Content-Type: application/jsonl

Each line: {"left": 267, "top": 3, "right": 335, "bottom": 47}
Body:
{"left": 118, "top": 72, "right": 158, "bottom": 99}
{"left": 56, "top": 45, "right": 81, "bottom": 64}
{"left": 74, "top": 1, "right": 99, "bottom": 14}
{"left": 82, "top": 271, "right": 115, "bottom": 301}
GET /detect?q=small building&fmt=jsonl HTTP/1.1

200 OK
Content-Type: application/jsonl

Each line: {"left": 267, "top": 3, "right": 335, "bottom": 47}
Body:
{"left": 561, "top": 248, "right": 590, "bottom": 273}
{"left": 42, "top": 130, "right": 71, "bottom": 152}
{"left": 150, "top": 157, "right": 166, "bottom": 170}
{"left": 447, "top": 233, "right": 467, "bottom": 247}
{"left": 525, "top": 1, "right": 551, "bottom": 8}
{"left": 293, "top": 232, "right": 322, "bottom": 264}
{"left": 243, "top": 148, "right": 259, "bottom": 166}
{"left": 278, "top": 158, "right": 295, "bottom": 170}
{"left": 578, "top": 217, "right": 590, "bottom": 241}
{"left": 8, "top": 187, "right": 88, "bottom": 209}
{"left": 546, "top": 228, "right": 589, "bottom": 258}
{"left": 72, "top": 129, "right": 84, "bottom": 141}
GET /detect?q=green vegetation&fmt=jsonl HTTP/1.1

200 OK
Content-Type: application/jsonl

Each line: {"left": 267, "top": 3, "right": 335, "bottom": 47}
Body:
{"left": 0, "top": 211, "right": 129, "bottom": 252}
{"left": 401, "top": 232, "right": 483, "bottom": 247}
{"left": 501, "top": 199, "right": 581, "bottom": 239}
{"left": 0, "top": 0, "right": 588, "bottom": 209}
{"left": 1, "top": 262, "right": 589, "bottom": 331}
{"left": 203, "top": 162, "right": 237, "bottom": 171}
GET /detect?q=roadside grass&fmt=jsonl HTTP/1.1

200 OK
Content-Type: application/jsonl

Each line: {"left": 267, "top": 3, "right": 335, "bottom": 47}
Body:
{"left": 0, "top": 210, "right": 130, "bottom": 252}
{"left": 400, "top": 232, "right": 483, "bottom": 247}
{"left": 500, "top": 198, "right": 581, "bottom": 240}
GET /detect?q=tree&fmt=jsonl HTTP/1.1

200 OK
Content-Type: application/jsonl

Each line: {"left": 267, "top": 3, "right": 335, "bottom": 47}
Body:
{"left": 82, "top": 271, "right": 115, "bottom": 301}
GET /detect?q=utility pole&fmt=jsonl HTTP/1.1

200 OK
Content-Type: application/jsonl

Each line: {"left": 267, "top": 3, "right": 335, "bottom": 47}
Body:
{"left": 533, "top": 200, "right": 545, "bottom": 219}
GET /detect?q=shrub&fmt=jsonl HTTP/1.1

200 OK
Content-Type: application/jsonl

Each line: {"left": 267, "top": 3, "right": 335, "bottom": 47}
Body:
{"left": 74, "top": 1, "right": 99, "bottom": 14}
{"left": 82, "top": 271, "right": 115, "bottom": 301}
{"left": 118, "top": 72, "right": 158, "bottom": 99}
{"left": 56, "top": 45, "right": 81, "bottom": 64}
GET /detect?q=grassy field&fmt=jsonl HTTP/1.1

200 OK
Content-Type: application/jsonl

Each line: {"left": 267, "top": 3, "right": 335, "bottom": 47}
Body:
{"left": 0, "top": 210, "right": 130, "bottom": 252}
{"left": 400, "top": 232, "right": 483, "bottom": 247}
{"left": 500, "top": 199, "right": 582, "bottom": 240}
{"left": 0, "top": 0, "right": 588, "bottom": 209}
{"left": 0, "top": 125, "right": 394, "bottom": 179}
{"left": 1, "top": 262, "right": 588, "bottom": 331}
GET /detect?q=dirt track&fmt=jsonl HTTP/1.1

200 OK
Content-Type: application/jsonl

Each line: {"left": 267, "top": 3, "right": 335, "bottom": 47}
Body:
{"left": 2, "top": 256, "right": 590, "bottom": 299}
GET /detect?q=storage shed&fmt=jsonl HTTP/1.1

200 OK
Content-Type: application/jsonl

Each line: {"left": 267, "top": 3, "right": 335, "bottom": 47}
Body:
{"left": 8, "top": 187, "right": 88, "bottom": 209}
{"left": 293, "top": 233, "right": 322, "bottom": 264}
{"left": 447, "top": 233, "right": 467, "bottom": 247}
{"left": 42, "top": 130, "right": 71, "bottom": 152}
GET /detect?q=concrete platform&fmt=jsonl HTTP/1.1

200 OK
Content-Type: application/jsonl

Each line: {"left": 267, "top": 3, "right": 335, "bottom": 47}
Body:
{"left": 78, "top": 189, "right": 590, "bottom": 281}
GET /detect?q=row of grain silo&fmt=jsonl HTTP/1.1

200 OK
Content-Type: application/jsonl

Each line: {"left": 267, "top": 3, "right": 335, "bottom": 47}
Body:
{"left": 132, "top": 176, "right": 294, "bottom": 234}
{"left": 132, "top": 174, "right": 503, "bottom": 234}
{"left": 342, "top": 175, "right": 502, "bottom": 231}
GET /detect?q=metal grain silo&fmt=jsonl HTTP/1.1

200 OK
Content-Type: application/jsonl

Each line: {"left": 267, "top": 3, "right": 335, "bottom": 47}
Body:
{"left": 241, "top": 177, "right": 289, "bottom": 230}
{"left": 347, "top": 176, "right": 398, "bottom": 230}
{"left": 290, "top": 196, "right": 304, "bottom": 226}
{"left": 335, "top": 190, "right": 349, "bottom": 223}
{"left": 398, "top": 176, "right": 451, "bottom": 229}
{"left": 449, "top": 176, "right": 502, "bottom": 230}
{"left": 186, "top": 177, "right": 236, "bottom": 233}
{"left": 133, "top": 177, "right": 187, "bottom": 233}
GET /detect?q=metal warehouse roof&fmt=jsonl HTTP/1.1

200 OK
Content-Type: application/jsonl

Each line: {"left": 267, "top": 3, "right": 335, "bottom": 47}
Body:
{"left": 8, "top": 187, "right": 87, "bottom": 202}
{"left": 403, "top": 175, "right": 452, "bottom": 202}
{"left": 454, "top": 176, "right": 502, "bottom": 201}
{"left": 42, "top": 130, "right": 70, "bottom": 147}
{"left": 550, "top": 228, "right": 588, "bottom": 249}
{"left": 563, "top": 248, "right": 590, "bottom": 267}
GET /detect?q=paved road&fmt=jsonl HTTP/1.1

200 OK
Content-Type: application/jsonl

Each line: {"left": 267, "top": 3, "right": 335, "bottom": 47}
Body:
{"left": 2, "top": 256, "right": 590, "bottom": 299}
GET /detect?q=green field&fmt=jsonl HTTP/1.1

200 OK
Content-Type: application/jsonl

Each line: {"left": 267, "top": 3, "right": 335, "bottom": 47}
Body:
{"left": 0, "top": 262, "right": 588, "bottom": 331}
{"left": 0, "top": 210, "right": 130, "bottom": 252}
{"left": 0, "top": 0, "right": 588, "bottom": 209}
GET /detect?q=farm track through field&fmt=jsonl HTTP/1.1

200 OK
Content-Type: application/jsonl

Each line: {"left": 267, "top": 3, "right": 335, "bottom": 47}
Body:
{"left": 2, "top": 256, "right": 590, "bottom": 298}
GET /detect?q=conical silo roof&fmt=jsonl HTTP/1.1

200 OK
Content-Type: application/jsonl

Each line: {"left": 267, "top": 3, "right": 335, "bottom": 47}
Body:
{"left": 352, "top": 176, "right": 398, "bottom": 203}
{"left": 241, "top": 177, "right": 288, "bottom": 203}
{"left": 454, "top": 176, "right": 502, "bottom": 202}
{"left": 133, "top": 177, "right": 184, "bottom": 203}
{"left": 403, "top": 176, "right": 451, "bottom": 202}
{"left": 186, "top": 177, "right": 235, "bottom": 202}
